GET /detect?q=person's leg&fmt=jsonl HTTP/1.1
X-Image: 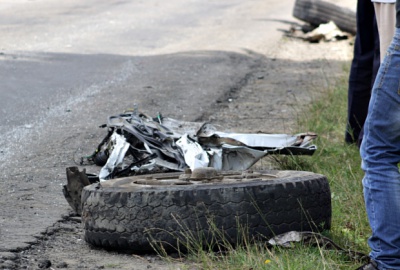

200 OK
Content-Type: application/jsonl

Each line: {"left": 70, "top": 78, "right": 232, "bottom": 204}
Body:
{"left": 361, "top": 27, "right": 400, "bottom": 270}
{"left": 374, "top": 2, "right": 396, "bottom": 62}
{"left": 346, "top": 0, "right": 380, "bottom": 145}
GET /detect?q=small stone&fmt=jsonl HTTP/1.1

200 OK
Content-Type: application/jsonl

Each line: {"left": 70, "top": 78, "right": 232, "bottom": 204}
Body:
{"left": 38, "top": 259, "right": 51, "bottom": 269}
{"left": 0, "top": 252, "right": 17, "bottom": 260}
{"left": 56, "top": 261, "right": 68, "bottom": 268}
{"left": 1, "top": 260, "right": 16, "bottom": 269}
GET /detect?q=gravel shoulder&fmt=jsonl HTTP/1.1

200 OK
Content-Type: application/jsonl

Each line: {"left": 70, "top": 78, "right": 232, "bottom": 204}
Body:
{"left": 207, "top": 36, "right": 353, "bottom": 134}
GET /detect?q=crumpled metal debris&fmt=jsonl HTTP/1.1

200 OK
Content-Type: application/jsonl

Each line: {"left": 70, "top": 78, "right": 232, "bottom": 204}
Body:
{"left": 83, "top": 110, "right": 318, "bottom": 181}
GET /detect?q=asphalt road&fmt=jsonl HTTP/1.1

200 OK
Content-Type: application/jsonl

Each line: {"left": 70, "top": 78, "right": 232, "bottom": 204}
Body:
{"left": 0, "top": 0, "right": 297, "bottom": 252}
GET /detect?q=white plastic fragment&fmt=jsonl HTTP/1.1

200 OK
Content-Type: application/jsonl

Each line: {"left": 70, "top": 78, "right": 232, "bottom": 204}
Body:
{"left": 268, "top": 231, "right": 303, "bottom": 247}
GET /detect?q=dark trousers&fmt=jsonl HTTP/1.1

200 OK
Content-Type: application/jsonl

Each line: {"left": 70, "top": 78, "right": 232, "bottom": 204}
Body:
{"left": 346, "top": 0, "right": 380, "bottom": 145}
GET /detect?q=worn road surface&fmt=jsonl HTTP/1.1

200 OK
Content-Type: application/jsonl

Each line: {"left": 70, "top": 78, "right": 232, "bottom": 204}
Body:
{"left": 0, "top": 0, "right": 353, "bottom": 269}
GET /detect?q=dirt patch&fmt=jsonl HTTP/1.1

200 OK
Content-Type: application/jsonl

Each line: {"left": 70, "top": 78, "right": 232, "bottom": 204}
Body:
{"left": 1, "top": 36, "right": 352, "bottom": 270}
{"left": 207, "top": 36, "right": 352, "bottom": 134}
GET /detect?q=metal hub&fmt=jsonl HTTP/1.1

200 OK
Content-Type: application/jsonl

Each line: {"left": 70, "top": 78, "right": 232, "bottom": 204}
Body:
{"left": 127, "top": 169, "right": 278, "bottom": 186}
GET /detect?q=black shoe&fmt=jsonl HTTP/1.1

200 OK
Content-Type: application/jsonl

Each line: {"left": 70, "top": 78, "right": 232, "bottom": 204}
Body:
{"left": 356, "top": 260, "right": 378, "bottom": 270}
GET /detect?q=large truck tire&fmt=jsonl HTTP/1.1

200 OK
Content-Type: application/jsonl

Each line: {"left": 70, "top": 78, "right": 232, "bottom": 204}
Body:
{"left": 81, "top": 169, "right": 331, "bottom": 252}
{"left": 293, "top": 0, "right": 356, "bottom": 35}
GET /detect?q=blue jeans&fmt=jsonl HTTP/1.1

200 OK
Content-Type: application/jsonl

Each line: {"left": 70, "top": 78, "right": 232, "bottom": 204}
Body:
{"left": 361, "top": 27, "right": 400, "bottom": 269}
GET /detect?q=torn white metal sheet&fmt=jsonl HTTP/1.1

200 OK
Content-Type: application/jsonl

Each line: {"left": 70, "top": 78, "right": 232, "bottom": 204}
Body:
{"left": 207, "top": 148, "right": 223, "bottom": 171}
{"left": 99, "top": 133, "right": 130, "bottom": 181}
{"left": 197, "top": 123, "right": 317, "bottom": 148}
{"left": 208, "top": 132, "right": 299, "bottom": 147}
{"left": 176, "top": 134, "right": 209, "bottom": 171}
{"left": 218, "top": 145, "right": 268, "bottom": 171}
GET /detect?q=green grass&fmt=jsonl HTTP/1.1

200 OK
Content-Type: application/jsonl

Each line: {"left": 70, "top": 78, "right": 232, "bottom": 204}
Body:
{"left": 159, "top": 68, "right": 371, "bottom": 269}
{"left": 294, "top": 72, "right": 370, "bottom": 253}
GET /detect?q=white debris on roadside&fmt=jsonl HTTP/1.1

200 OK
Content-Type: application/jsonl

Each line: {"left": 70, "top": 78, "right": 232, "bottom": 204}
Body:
{"left": 305, "top": 21, "right": 348, "bottom": 42}
{"left": 288, "top": 21, "right": 349, "bottom": 43}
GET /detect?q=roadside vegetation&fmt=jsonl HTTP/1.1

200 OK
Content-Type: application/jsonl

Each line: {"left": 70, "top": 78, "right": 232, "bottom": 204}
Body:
{"left": 158, "top": 67, "right": 371, "bottom": 269}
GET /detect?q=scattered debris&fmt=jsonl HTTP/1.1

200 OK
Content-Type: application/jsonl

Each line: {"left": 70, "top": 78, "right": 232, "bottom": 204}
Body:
{"left": 82, "top": 110, "right": 318, "bottom": 181}
{"left": 268, "top": 231, "right": 368, "bottom": 261}
{"left": 289, "top": 21, "right": 349, "bottom": 43}
{"left": 305, "top": 21, "right": 348, "bottom": 42}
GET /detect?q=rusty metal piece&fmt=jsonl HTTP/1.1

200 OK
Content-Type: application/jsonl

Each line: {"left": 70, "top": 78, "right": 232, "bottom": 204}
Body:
{"left": 183, "top": 167, "right": 225, "bottom": 182}
{"left": 63, "top": 167, "right": 92, "bottom": 215}
{"left": 190, "top": 167, "right": 219, "bottom": 180}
